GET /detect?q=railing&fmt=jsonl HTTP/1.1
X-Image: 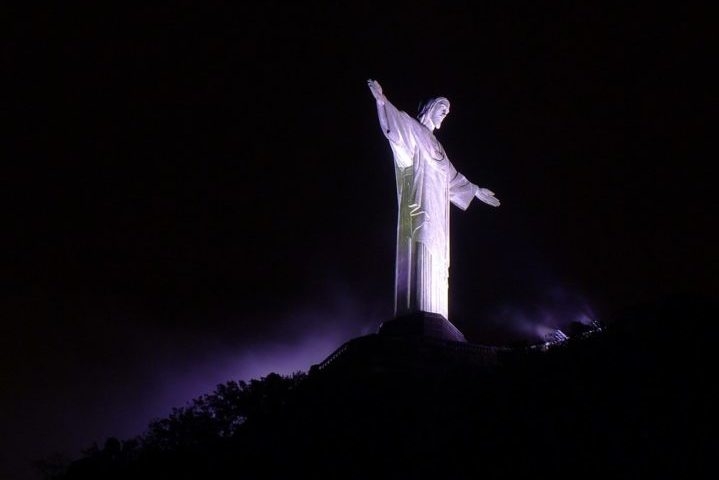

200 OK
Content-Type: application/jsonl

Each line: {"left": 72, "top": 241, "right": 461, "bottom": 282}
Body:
{"left": 311, "top": 325, "right": 605, "bottom": 374}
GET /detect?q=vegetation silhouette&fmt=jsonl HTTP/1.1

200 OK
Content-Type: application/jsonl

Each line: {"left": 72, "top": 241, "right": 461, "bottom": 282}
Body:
{"left": 44, "top": 295, "right": 715, "bottom": 479}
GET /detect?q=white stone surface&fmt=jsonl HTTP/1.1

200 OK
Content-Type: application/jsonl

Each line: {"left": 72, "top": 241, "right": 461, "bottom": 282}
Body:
{"left": 368, "top": 79, "right": 500, "bottom": 320}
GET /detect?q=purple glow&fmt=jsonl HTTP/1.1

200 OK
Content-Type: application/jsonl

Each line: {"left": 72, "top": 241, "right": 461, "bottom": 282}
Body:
{"left": 9, "top": 292, "right": 380, "bottom": 479}
{"left": 130, "top": 297, "right": 378, "bottom": 435}
{"left": 480, "top": 285, "right": 598, "bottom": 345}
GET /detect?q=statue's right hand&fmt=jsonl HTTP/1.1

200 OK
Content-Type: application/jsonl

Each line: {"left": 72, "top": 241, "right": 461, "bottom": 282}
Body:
{"left": 367, "top": 79, "right": 384, "bottom": 103}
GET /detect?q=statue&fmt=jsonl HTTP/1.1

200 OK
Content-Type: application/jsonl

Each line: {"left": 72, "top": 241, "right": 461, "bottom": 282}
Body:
{"left": 367, "top": 79, "right": 500, "bottom": 324}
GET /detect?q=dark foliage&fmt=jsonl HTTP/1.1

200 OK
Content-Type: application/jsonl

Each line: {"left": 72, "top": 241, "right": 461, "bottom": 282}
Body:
{"left": 49, "top": 296, "right": 716, "bottom": 479}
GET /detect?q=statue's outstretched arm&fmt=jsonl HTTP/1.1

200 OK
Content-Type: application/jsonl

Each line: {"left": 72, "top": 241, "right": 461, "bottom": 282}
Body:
{"left": 367, "top": 79, "right": 392, "bottom": 138}
{"left": 367, "top": 79, "right": 386, "bottom": 105}
{"left": 474, "top": 186, "right": 501, "bottom": 207}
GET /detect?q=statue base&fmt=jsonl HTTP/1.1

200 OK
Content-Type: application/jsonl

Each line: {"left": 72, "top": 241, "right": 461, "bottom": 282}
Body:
{"left": 378, "top": 312, "right": 467, "bottom": 343}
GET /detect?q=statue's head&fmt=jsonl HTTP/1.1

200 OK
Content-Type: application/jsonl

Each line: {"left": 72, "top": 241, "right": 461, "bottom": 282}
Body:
{"left": 418, "top": 97, "right": 450, "bottom": 130}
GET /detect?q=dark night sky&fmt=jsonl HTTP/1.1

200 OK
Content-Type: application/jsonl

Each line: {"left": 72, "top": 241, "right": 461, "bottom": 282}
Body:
{"left": 3, "top": 2, "right": 715, "bottom": 478}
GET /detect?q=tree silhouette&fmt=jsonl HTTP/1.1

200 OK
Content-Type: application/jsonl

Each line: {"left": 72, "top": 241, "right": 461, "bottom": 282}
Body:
{"left": 44, "top": 295, "right": 717, "bottom": 479}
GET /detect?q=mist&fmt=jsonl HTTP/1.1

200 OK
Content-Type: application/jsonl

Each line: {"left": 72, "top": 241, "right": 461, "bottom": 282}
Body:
{"left": 462, "top": 283, "right": 599, "bottom": 345}
{"left": 2, "top": 288, "right": 379, "bottom": 480}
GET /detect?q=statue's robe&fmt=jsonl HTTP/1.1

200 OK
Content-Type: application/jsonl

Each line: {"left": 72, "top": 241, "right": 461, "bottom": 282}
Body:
{"left": 378, "top": 101, "right": 477, "bottom": 320}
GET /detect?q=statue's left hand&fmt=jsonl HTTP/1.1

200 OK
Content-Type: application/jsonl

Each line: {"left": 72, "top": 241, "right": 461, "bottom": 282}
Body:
{"left": 475, "top": 187, "right": 500, "bottom": 207}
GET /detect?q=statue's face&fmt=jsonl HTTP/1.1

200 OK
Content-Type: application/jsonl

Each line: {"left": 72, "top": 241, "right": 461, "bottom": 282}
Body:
{"left": 431, "top": 103, "right": 449, "bottom": 129}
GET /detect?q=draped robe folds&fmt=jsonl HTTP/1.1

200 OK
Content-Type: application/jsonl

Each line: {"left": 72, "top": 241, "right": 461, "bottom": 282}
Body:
{"left": 378, "top": 101, "right": 477, "bottom": 320}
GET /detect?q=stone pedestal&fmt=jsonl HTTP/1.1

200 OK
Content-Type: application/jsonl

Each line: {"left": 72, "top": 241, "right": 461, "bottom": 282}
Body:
{"left": 378, "top": 312, "right": 467, "bottom": 343}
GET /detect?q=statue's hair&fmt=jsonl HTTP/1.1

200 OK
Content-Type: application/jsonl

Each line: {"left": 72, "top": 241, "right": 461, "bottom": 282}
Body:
{"left": 417, "top": 97, "right": 450, "bottom": 126}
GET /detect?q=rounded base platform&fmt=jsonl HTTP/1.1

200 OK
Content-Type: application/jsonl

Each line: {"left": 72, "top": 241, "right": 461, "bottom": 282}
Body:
{"left": 378, "top": 312, "right": 467, "bottom": 343}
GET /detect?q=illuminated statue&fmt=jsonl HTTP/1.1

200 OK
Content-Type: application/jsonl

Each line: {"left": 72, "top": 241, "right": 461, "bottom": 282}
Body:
{"left": 368, "top": 79, "right": 500, "bottom": 322}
